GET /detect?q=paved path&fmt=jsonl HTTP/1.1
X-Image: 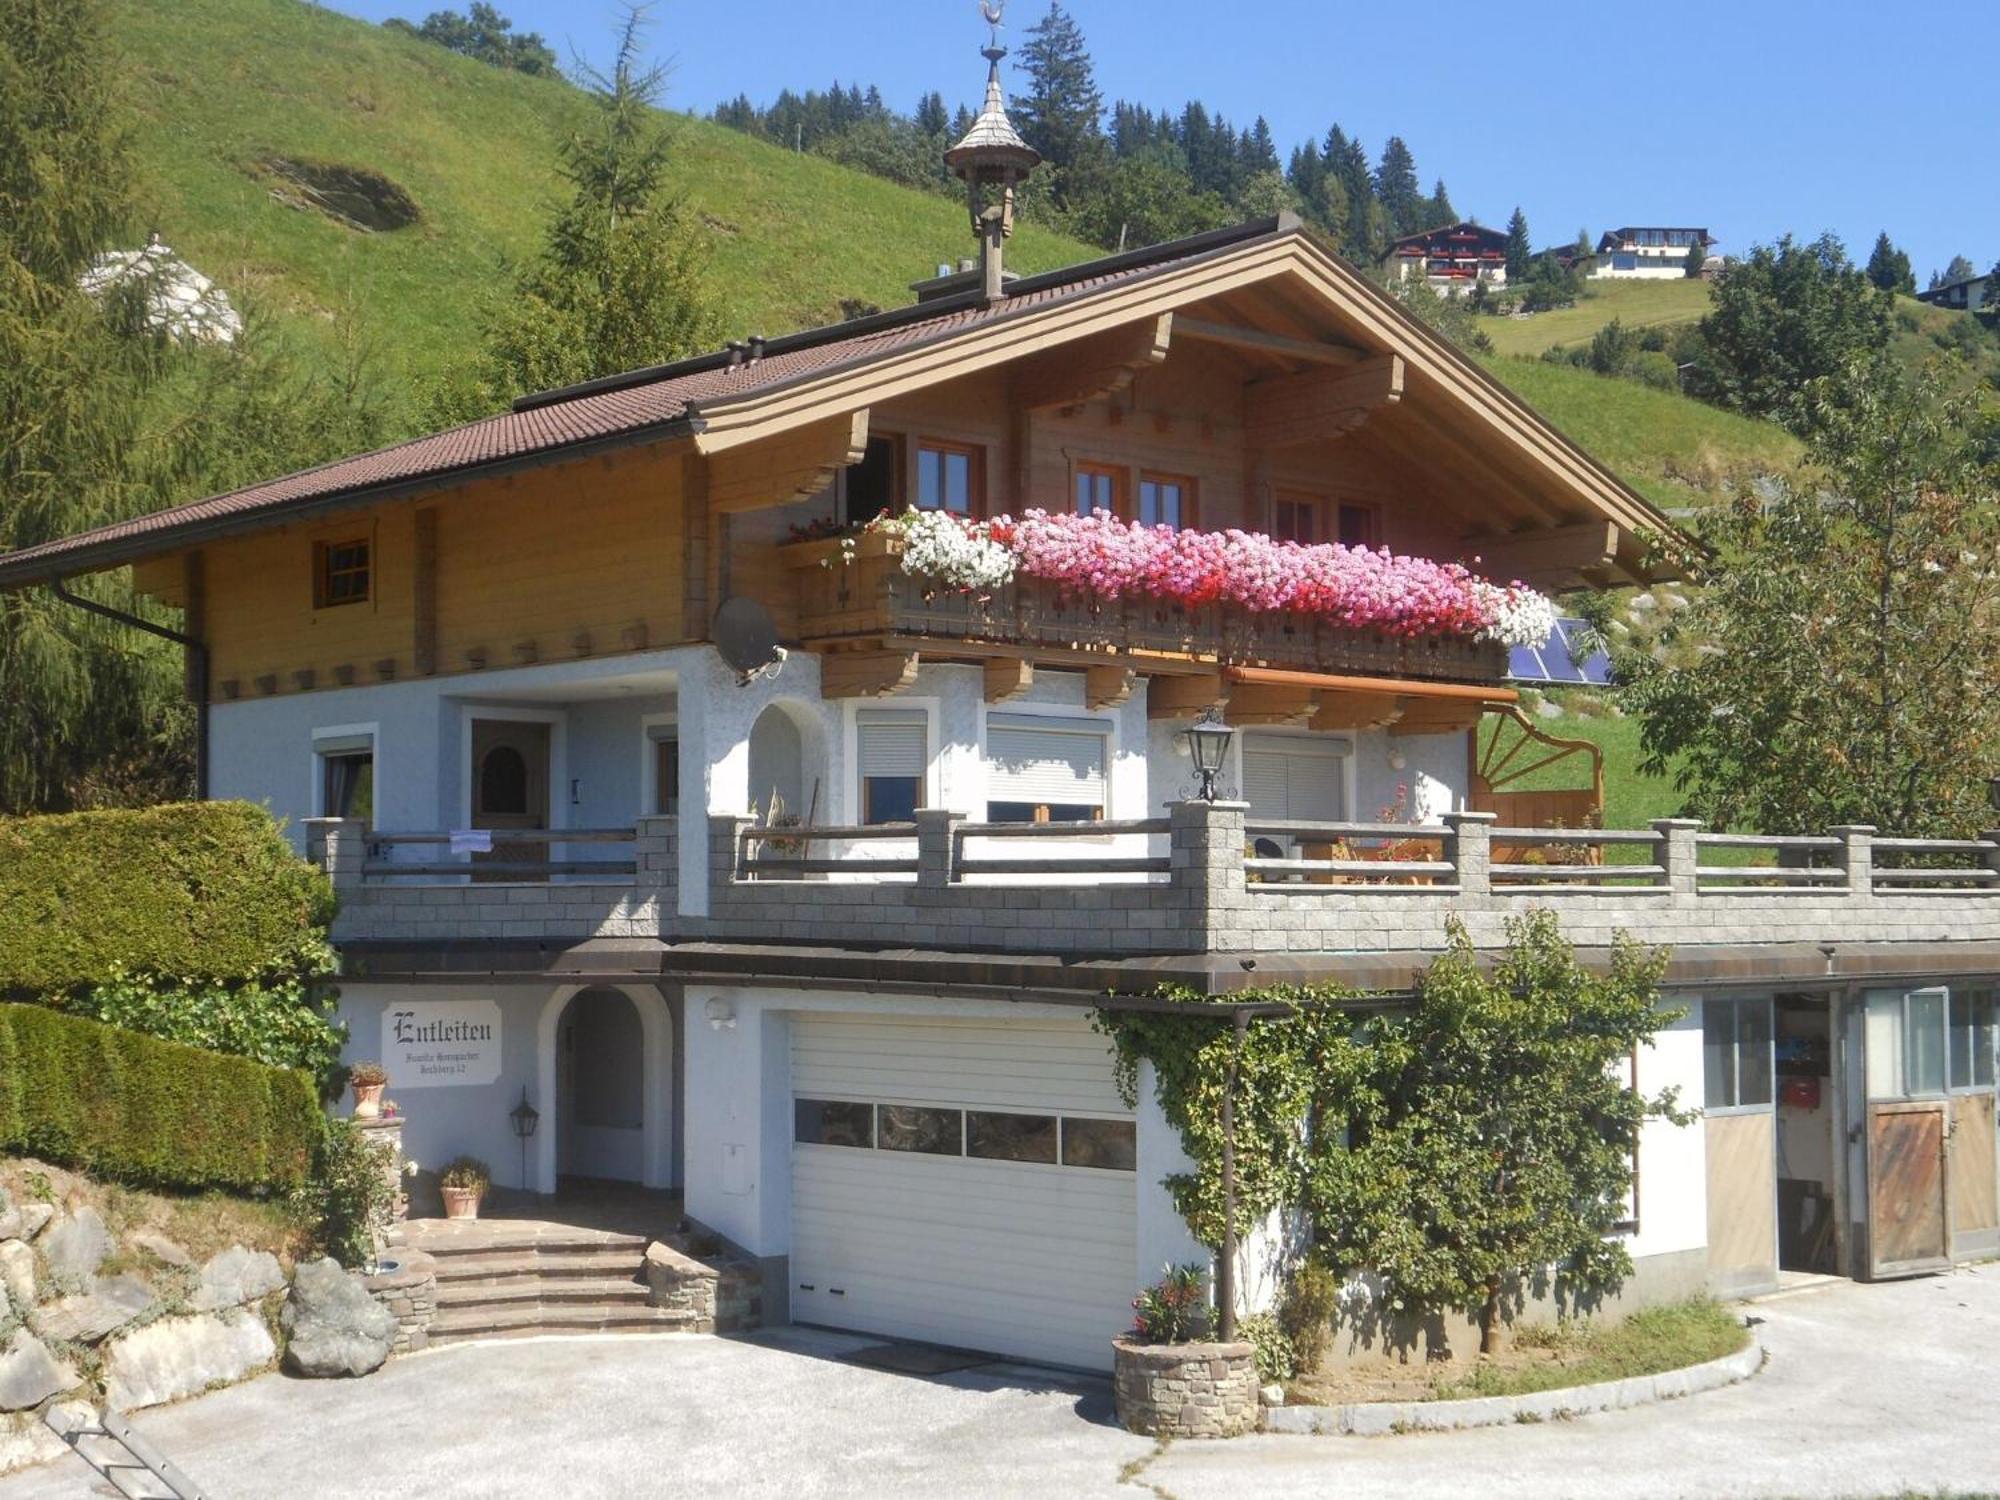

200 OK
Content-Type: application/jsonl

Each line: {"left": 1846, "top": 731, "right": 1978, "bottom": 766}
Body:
{"left": 4, "top": 1266, "right": 1996, "bottom": 1499}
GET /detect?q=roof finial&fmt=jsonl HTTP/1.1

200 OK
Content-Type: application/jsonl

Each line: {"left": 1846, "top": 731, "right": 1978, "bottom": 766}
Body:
{"left": 945, "top": 0, "right": 1038, "bottom": 304}
{"left": 980, "top": 0, "right": 1005, "bottom": 52}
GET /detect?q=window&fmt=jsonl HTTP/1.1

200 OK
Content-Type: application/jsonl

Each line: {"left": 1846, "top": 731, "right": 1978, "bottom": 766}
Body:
{"left": 856, "top": 709, "right": 925, "bottom": 825}
{"left": 967, "top": 1111, "right": 1059, "bottom": 1164}
{"left": 1950, "top": 992, "right": 1997, "bottom": 1091}
{"left": 650, "top": 730, "right": 679, "bottom": 817}
{"left": 1865, "top": 988, "right": 1949, "bottom": 1099}
{"left": 795, "top": 1099, "right": 874, "bottom": 1148}
{"left": 1073, "top": 462, "right": 1123, "bottom": 518}
{"left": 1137, "top": 472, "right": 1192, "bottom": 530}
{"left": 1060, "top": 1118, "right": 1136, "bottom": 1171}
{"left": 1241, "top": 733, "right": 1348, "bottom": 825}
{"left": 315, "top": 734, "right": 374, "bottom": 828}
{"left": 915, "top": 440, "right": 979, "bottom": 515}
{"left": 878, "top": 1105, "right": 962, "bottom": 1155}
{"left": 1703, "top": 997, "right": 1773, "bottom": 1110}
{"left": 985, "top": 714, "right": 1108, "bottom": 823}
{"left": 1336, "top": 503, "right": 1380, "bottom": 548}
{"left": 313, "top": 538, "right": 370, "bottom": 608}
{"left": 842, "top": 434, "right": 901, "bottom": 524}
{"left": 1271, "top": 492, "right": 1324, "bottom": 544}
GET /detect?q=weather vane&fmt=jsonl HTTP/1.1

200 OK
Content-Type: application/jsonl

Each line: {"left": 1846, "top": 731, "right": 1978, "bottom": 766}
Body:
{"left": 980, "top": 0, "right": 1005, "bottom": 52}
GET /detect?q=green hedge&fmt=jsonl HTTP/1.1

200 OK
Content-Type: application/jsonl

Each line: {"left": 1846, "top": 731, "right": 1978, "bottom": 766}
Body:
{"left": 0, "top": 1004, "right": 321, "bottom": 1192}
{"left": 0, "top": 802, "right": 335, "bottom": 996}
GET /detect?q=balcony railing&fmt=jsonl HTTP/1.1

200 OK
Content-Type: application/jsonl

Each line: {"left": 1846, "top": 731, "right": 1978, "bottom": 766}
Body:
{"left": 359, "top": 828, "right": 639, "bottom": 883}
{"left": 782, "top": 535, "right": 1507, "bottom": 686}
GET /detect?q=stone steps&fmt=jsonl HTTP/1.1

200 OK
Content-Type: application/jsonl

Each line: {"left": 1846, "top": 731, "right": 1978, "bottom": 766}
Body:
{"left": 428, "top": 1303, "right": 697, "bottom": 1345}
{"left": 434, "top": 1276, "right": 650, "bottom": 1310}
{"left": 426, "top": 1250, "right": 651, "bottom": 1283}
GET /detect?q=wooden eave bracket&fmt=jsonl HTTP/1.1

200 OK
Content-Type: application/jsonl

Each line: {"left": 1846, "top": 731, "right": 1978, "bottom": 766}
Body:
{"left": 702, "top": 409, "right": 870, "bottom": 514}
{"left": 1463, "top": 520, "right": 1620, "bottom": 588}
{"left": 983, "top": 657, "right": 1033, "bottom": 703}
{"left": 1243, "top": 354, "right": 1404, "bottom": 449}
{"left": 1011, "top": 314, "right": 1174, "bottom": 411}
{"left": 819, "top": 649, "right": 919, "bottom": 700}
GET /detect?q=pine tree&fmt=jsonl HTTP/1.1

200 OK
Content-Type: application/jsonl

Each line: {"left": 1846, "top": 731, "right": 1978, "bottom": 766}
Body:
{"left": 1331, "top": 132, "right": 1376, "bottom": 259}
{"left": 448, "top": 9, "right": 718, "bottom": 407}
{"left": 1942, "top": 254, "right": 1977, "bottom": 284}
{"left": 1372, "top": 136, "right": 1422, "bottom": 237}
{"left": 1428, "top": 177, "right": 1455, "bottom": 226}
{"left": 1504, "top": 206, "right": 1531, "bottom": 281}
{"left": 1865, "top": 232, "right": 1915, "bottom": 295}
{"left": 1010, "top": 1, "right": 1105, "bottom": 202}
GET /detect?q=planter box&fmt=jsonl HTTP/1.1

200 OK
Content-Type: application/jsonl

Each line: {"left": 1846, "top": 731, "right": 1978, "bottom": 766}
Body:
{"left": 1112, "top": 1337, "right": 1259, "bottom": 1439}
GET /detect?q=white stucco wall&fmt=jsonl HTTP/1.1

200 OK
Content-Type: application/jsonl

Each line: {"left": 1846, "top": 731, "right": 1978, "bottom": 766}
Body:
{"left": 1628, "top": 1001, "right": 1709, "bottom": 1261}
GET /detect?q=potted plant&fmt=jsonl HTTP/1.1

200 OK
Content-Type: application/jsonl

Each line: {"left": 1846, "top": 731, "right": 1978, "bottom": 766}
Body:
{"left": 348, "top": 1061, "right": 388, "bottom": 1119}
{"left": 1112, "top": 1264, "right": 1260, "bottom": 1440}
{"left": 440, "top": 1156, "right": 491, "bottom": 1220}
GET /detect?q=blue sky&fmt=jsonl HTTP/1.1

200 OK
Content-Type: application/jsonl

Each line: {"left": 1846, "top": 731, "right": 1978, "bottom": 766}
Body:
{"left": 333, "top": 0, "right": 1997, "bottom": 281}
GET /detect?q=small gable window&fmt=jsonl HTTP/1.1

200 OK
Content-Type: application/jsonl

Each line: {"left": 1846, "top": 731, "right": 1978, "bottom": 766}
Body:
{"left": 314, "top": 538, "right": 371, "bottom": 609}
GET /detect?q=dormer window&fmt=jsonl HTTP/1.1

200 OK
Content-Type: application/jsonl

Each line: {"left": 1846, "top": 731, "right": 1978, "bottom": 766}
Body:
{"left": 314, "top": 538, "right": 370, "bottom": 608}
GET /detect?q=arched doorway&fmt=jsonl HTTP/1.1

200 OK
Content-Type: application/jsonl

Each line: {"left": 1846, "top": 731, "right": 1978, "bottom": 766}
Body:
{"left": 556, "top": 988, "right": 646, "bottom": 1184}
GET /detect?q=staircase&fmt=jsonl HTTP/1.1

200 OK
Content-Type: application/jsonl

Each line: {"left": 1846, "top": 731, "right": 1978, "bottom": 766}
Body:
{"left": 395, "top": 1219, "right": 694, "bottom": 1346}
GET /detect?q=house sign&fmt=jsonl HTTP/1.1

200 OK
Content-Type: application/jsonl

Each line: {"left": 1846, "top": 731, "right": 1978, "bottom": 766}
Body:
{"left": 383, "top": 1000, "right": 502, "bottom": 1088}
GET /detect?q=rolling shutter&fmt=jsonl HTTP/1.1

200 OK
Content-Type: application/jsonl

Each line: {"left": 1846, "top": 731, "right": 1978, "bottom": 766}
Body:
{"left": 1242, "top": 734, "right": 1348, "bottom": 823}
{"left": 985, "top": 715, "right": 1108, "bottom": 807}
{"left": 856, "top": 711, "right": 926, "bottom": 777}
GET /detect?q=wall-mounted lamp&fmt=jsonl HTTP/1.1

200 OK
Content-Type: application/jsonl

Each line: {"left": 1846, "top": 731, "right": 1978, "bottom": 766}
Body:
{"left": 509, "top": 1088, "right": 540, "bottom": 1194}
{"left": 705, "top": 997, "right": 738, "bottom": 1032}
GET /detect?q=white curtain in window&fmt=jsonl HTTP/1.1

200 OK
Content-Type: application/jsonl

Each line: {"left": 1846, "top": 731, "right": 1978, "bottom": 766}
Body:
{"left": 986, "top": 716, "right": 1108, "bottom": 806}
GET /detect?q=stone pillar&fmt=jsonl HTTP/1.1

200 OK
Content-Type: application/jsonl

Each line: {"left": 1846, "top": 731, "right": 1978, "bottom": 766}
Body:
{"left": 708, "top": 814, "right": 755, "bottom": 904}
{"left": 1831, "top": 824, "right": 1876, "bottom": 899}
{"left": 354, "top": 1114, "right": 407, "bottom": 1223}
{"left": 915, "top": 809, "right": 964, "bottom": 889}
{"left": 1170, "top": 800, "right": 1247, "bottom": 947}
{"left": 635, "top": 815, "right": 679, "bottom": 890}
{"left": 305, "top": 816, "right": 365, "bottom": 893}
{"left": 1651, "top": 818, "right": 1703, "bottom": 903}
{"left": 1443, "top": 810, "right": 1496, "bottom": 897}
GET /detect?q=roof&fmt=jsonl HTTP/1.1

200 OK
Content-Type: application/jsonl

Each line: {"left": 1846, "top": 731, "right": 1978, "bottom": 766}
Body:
{"left": 1386, "top": 220, "right": 1507, "bottom": 253}
{"left": 1596, "top": 226, "right": 1714, "bottom": 249}
{"left": 0, "top": 212, "right": 1675, "bottom": 588}
{"left": 1917, "top": 271, "right": 1989, "bottom": 298}
{"left": 942, "top": 48, "right": 1038, "bottom": 171}
{"left": 0, "top": 219, "right": 1274, "bottom": 588}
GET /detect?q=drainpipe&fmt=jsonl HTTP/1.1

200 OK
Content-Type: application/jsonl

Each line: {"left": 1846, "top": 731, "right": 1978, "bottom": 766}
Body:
{"left": 50, "top": 577, "right": 209, "bottom": 800}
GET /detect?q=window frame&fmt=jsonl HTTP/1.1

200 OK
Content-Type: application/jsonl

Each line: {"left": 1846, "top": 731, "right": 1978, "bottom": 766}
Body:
{"left": 1947, "top": 990, "right": 1996, "bottom": 1094}
{"left": 1336, "top": 502, "right": 1382, "bottom": 549}
{"left": 310, "top": 723, "right": 379, "bottom": 830}
{"left": 640, "top": 714, "right": 679, "bottom": 819}
{"left": 854, "top": 707, "right": 930, "bottom": 827}
{"left": 1703, "top": 995, "right": 1775, "bottom": 1114}
{"left": 1072, "top": 459, "right": 1126, "bottom": 519}
{"left": 1271, "top": 490, "right": 1327, "bottom": 545}
{"left": 913, "top": 437, "right": 983, "bottom": 517}
{"left": 1136, "top": 470, "right": 1195, "bottom": 530}
{"left": 312, "top": 536, "right": 372, "bottom": 610}
{"left": 841, "top": 432, "right": 904, "bottom": 524}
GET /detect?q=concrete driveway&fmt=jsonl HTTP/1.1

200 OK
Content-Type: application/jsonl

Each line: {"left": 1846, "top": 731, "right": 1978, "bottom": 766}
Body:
{"left": 4, "top": 1266, "right": 1996, "bottom": 1500}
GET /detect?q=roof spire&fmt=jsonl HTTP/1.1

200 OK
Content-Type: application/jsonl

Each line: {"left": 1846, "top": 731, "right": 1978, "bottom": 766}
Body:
{"left": 945, "top": 1, "right": 1038, "bottom": 304}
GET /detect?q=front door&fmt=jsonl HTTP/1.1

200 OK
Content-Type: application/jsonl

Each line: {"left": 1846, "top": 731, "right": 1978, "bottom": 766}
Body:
{"left": 1862, "top": 988, "right": 1951, "bottom": 1278}
{"left": 470, "top": 718, "right": 550, "bottom": 879}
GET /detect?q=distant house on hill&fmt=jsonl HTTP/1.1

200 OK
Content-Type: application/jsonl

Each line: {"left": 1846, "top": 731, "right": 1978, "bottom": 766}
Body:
{"left": 1917, "top": 271, "right": 1990, "bottom": 313}
{"left": 1384, "top": 221, "right": 1508, "bottom": 294}
{"left": 1591, "top": 226, "right": 1717, "bottom": 280}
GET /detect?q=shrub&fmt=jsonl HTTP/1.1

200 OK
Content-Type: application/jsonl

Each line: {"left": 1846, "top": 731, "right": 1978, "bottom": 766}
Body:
{"left": 1238, "top": 1312, "right": 1296, "bottom": 1384}
{"left": 0, "top": 801, "right": 335, "bottom": 996}
{"left": 292, "top": 1116, "right": 396, "bottom": 1268}
{"left": 440, "top": 1156, "right": 491, "bottom": 1192}
{"left": 347, "top": 1061, "right": 387, "bottom": 1087}
{"left": 1278, "top": 1257, "right": 1341, "bottom": 1374}
{"left": 0, "top": 1003, "right": 319, "bottom": 1193}
{"left": 1130, "top": 1263, "right": 1210, "bottom": 1344}
{"left": 69, "top": 963, "right": 345, "bottom": 1092}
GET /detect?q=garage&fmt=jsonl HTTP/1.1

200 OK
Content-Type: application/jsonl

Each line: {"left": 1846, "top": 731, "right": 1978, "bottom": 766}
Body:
{"left": 789, "top": 1014, "right": 1139, "bottom": 1371}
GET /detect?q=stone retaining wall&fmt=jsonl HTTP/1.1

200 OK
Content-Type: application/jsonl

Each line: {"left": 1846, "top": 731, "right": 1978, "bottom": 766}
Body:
{"left": 1113, "top": 1338, "right": 1260, "bottom": 1439}
{"left": 362, "top": 1250, "right": 437, "bottom": 1355}
{"left": 642, "top": 1236, "right": 762, "bottom": 1334}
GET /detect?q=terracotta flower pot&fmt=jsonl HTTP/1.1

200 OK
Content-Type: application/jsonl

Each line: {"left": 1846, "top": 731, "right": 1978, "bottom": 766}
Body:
{"left": 442, "top": 1185, "right": 483, "bottom": 1221}
{"left": 352, "top": 1081, "right": 385, "bottom": 1119}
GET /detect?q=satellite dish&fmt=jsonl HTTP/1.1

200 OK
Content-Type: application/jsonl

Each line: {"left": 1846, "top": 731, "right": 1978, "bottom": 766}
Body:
{"left": 713, "top": 597, "right": 784, "bottom": 684}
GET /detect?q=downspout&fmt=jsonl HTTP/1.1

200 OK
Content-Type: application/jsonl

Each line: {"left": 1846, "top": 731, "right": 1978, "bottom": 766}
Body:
{"left": 50, "top": 577, "right": 209, "bottom": 800}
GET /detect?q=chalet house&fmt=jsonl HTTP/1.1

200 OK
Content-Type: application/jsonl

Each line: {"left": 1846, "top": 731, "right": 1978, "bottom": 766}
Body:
{"left": 1384, "top": 221, "right": 1508, "bottom": 294}
{"left": 1918, "top": 271, "right": 1991, "bottom": 313}
{"left": 2, "top": 53, "right": 1996, "bottom": 1373}
{"left": 1591, "top": 226, "right": 1717, "bottom": 279}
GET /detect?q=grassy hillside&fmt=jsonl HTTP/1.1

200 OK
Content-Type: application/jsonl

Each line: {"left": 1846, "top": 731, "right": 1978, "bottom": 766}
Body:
{"left": 115, "top": 0, "right": 1096, "bottom": 389}
{"left": 1480, "top": 279, "right": 1712, "bottom": 359}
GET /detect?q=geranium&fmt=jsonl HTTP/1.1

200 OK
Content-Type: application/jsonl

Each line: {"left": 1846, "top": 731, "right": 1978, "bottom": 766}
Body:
{"left": 859, "top": 507, "right": 1556, "bottom": 648}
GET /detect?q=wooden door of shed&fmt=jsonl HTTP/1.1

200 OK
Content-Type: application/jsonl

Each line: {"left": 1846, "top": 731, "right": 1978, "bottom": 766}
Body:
{"left": 1867, "top": 1101, "right": 1949, "bottom": 1278}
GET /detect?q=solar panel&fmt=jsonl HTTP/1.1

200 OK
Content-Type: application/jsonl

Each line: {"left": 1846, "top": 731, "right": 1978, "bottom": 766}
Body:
{"left": 1507, "top": 617, "right": 1611, "bottom": 685}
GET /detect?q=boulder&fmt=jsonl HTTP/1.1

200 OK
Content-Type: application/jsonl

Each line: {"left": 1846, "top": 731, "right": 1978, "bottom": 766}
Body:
{"left": 0, "top": 1332, "right": 79, "bottom": 1411}
{"left": 190, "top": 1247, "right": 285, "bottom": 1311}
{"left": 0, "top": 1243, "right": 33, "bottom": 1309}
{"left": 280, "top": 1258, "right": 394, "bottom": 1378}
{"left": 127, "top": 1231, "right": 194, "bottom": 1269}
{"left": 30, "top": 1274, "right": 156, "bottom": 1345}
{"left": 104, "top": 1309, "right": 275, "bottom": 1411}
{"left": 39, "top": 1208, "right": 112, "bottom": 1283}
{"left": 0, "top": 1412, "right": 65, "bottom": 1478}
{"left": 0, "top": 1205, "right": 53, "bottom": 1243}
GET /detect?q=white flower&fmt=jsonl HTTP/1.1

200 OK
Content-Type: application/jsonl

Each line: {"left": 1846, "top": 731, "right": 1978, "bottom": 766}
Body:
{"left": 878, "top": 508, "right": 1017, "bottom": 593}
{"left": 1472, "top": 580, "right": 1559, "bottom": 648}
{"left": 403, "top": 1158, "right": 421, "bottom": 1176}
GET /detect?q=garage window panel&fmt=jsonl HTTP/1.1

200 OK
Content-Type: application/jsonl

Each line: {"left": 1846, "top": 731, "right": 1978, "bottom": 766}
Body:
{"left": 1061, "top": 1118, "right": 1136, "bottom": 1171}
{"left": 879, "top": 1104, "right": 963, "bottom": 1155}
{"left": 967, "top": 1111, "right": 1059, "bottom": 1164}
{"left": 796, "top": 1098, "right": 875, "bottom": 1148}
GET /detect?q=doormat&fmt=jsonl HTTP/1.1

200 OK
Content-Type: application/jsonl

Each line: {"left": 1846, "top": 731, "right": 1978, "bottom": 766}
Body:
{"left": 844, "top": 1343, "right": 993, "bottom": 1376}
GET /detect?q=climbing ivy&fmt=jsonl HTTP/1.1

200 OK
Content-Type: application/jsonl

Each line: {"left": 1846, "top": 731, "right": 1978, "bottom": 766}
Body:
{"left": 1097, "top": 910, "right": 1686, "bottom": 1354}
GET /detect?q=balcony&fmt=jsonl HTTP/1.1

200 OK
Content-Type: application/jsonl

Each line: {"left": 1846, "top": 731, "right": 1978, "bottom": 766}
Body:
{"left": 781, "top": 534, "right": 1508, "bottom": 689}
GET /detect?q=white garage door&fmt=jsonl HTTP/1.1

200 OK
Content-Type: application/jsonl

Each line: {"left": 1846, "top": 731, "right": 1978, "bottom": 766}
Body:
{"left": 790, "top": 1014, "right": 1138, "bottom": 1372}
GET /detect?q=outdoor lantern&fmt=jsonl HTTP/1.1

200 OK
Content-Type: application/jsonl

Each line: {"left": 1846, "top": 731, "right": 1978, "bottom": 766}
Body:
{"left": 1182, "top": 707, "right": 1234, "bottom": 803}
{"left": 509, "top": 1088, "right": 540, "bottom": 1197}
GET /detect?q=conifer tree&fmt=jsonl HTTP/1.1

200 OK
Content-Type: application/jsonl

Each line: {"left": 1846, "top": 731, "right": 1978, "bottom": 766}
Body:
{"left": 1372, "top": 136, "right": 1422, "bottom": 237}
{"left": 1942, "top": 254, "right": 1977, "bottom": 284}
{"left": 1865, "top": 232, "right": 1915, "bottom": 295}
{"left": 1427, "top": 177, "right": 1455, "bottom": 226}
{"left": 1504, "top": 206, "right": 1531, "bottom": 281}
{"left": 1010, "top": 1, "right": 1107, "bottom": 210}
